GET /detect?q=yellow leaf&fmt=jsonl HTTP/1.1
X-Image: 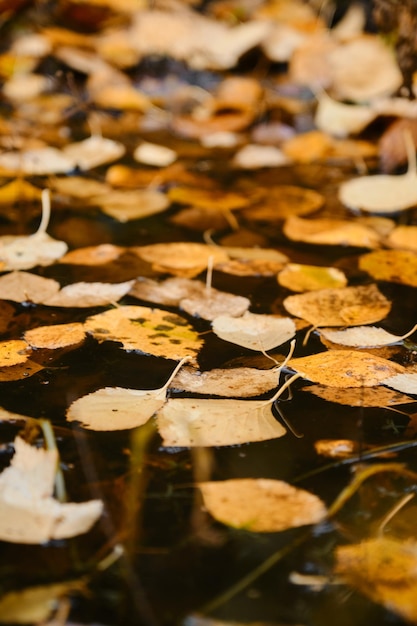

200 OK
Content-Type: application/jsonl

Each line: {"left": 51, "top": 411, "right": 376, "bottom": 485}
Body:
{"left": 135, "top": 242, "right": 229, "bottom": 278}
{"left": 24, "top": 323, "right": 86, "bottom": 350}
{"left": 359, "top": 249, "right": 417, "bottom": 287}
{"left": 283, "top": 215, "right": 381, "bottom": 248}
{"left": 0, "top": 179, "right": 42, "bottom": 204}
{"left": 0, "top": 340, "right": 30, "bottom": 367}
{"left": 289, "top": 350, "right": 404, "bottom": 387}
{"left": 335, "top": 537, "right": 417, "bottom": 623}
{"left": 84, "top": 305, "right": 203, "bottom": 360}
{"left": 242, "top": 185, "right": 324, "bottom": 222}
{"left": 303, "top": 384, "right": 414, "bottom": 408}
{"left": 283, "top": 284, "right": 391, "bottom": 327}
{"left": 198, "top": 478, "right": 327, "bottom": 532}
{"left": 277, "top": 263, "right": 347, "bottom": 292}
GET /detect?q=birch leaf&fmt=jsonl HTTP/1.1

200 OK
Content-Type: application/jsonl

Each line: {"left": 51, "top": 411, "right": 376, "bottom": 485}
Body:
{"left": 319, "top": 324, "right": 417, "bottom": 348}
{"left": 93, "top": 189, "right": 170, "bottom": 223}
{"left": 170, "top": 365, "right": 280, "bottom": 398}
{"left": 0, "top": 437, "right": 103, "bottom": 544}
{"left": 339, "top": 170, "right": 417, "bottom": 214}
{"left": 283, "top": 215, "right": 381, "bottom": 248}
{"left": 62, "top": 135, "right": 125, "bottom": 170}
{"left": 135, "top": 243, "right": 229, "bottom": 278}
{"left": 212, "top": 312, "right": 296, "bottom": 351}
{"left": 133, "top": 141, "right": 177, "bottom": 167}
{"left": 315, "top": 92, "right": 375, "bottom": 138}
{"left": 277, "top": 263, "right": 347, "bottom": 292}
{"left": 0, "top": 340, "right": 30, "bottom": 366}
{"left": 382, "top": 373, "right": 417, "bottom": 396}
{"left": 198, "top": 478, "right": 327, "bottom": 532}
{"left": 0, "top": 271, "right": 60, "bottom": 304}
{"left": 43, "top": 280, "right": 134, "bottom": 307}
{"left": 359, "top": 250, "right": 417, "bottom": 287}
{"left": 0, "top": 361, "right": 44, "bottom": 382}
{"left": 0, "top": 581, "right": 81, "bottom": 624}
{"left": 289, "top": 350, "right": 405, "bottom": 387}
{"left": 335, "top": 537, "right": 417, "bottom": 623}
{"left": 283, "top": 284, "right": 391, "bottom": 327}
{"left": 386, "top": 225, "right": 417, "bottom": 252}
{"left": 24, "top": 323, "right": 86, "bottom": 350}
{"left": 0, "top": 147, "right": 75, "bottom": 175}
{"left": 84, "top": 305, "right": 203, "bottom": 360}
{"left": 303, "top": 384, "right": 414, "bottom": 408}
{"left": 156, "top": 396, "right": 286, "bottom": 447}
{"left": 0, "top": 179, "right": 42, "bottom": 204}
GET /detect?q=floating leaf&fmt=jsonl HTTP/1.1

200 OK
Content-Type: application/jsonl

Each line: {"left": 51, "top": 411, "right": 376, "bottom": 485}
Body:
{"left": 283, "top": 284, "right": 391, "bottom": 327}
{"left": 0, "top": 437, "right": 103, "bottom": 544}
{"left": 198, "top": 478, "right": 327, "bottom": 532}
{"left": 43, "top": 280, "right": 134, "bottom": 307}
{"left": 0, "top": 179, "right": 42, "bottom": 204}
{"left": 0, "top": 361, "right": 44, "bottom": 382}
{"left": 283, "top": 215, "right": 381, "bottom": 248}
{"left": 24, "top": 323, "right": 86, "bottom": 350}
{"left": 0, "top": 271, "right": 60, "bottom": 304}
{"left": 212, "top": 312, "right": 296, "bottom": 351}
{"left": 93, "top": 189, "right": 170, "bottom": 223}
{"left": 315, "top": 91, "right": 375, "bottom": 138}
{"left": 241, "top": 185, "right": 324, "bottom": 222}
{"left": 319, "top": 324, "right": 417, "bottom": 348}
{"left": 335, "top": 537, "right": 417, "bottom": 623}
{"left": 135, "top": 243, "right": 229, "bottom": 278}
{"left": 303, "top": 383, "right": 414, "bottom": 407}
{"left": 168, "top": 186, "right": 249, "bottom": 212}
{"left": 233, "top": 144, "right": 290, "bottom": 169}
{"left": 84, "top": 305, "right": 203, "bottom": 360}
{"left": 277, "top": 263, "right": 347, "bottom": 292}
{"left": 359, "top": 249, "right": 417, "bottom": 287}
{"left": 62, "top": 135, "right": 125, "bottom": 170}
{"left": 156, "top": 396, "right": 286, "bottom": 447}
{"left": 382, "top": 373, "right": 417, "bottom": 396}
{"left": 67, "top": 360, "right": 185, "bottom": 431}
{"left": 0, "top": 581, "right": 81, "bottom": 624}
{"left": 170, "top": 365, "right": 280, "bottom": 398}
{"left": 289, "top": 350, "right": 404, "bottom": 387}
{"left": 0, "top": 147, "right": 75, "bottom": 175}
{"left": 133, "top": 141, "right": 177, "bottom": 166}
{"left": 0, "top": 340, "right": 30, "bottom": 367}
{"left": 386, "top": 225, "right": 417, "bottom": 252}
{"left": 59, "top": 244, "right": 124, "bottom": 266}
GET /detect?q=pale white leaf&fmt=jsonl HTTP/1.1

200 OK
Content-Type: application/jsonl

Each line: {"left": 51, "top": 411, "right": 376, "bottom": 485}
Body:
{"left": 382, "top": 373, "right": 417, "bottom": 395}
{"left": 212, "top": 312, "right": 296, "bottom": 351}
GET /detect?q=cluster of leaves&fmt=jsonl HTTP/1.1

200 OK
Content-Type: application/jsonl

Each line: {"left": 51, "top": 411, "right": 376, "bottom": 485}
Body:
{"left": 0, "top": 0, "right": 417, "bottom": 624}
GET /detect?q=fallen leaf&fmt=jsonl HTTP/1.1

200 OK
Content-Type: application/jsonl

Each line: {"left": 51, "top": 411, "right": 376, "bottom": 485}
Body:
{"left": 198, "top": 478, "right": 327, "bottom": 532}
{"left": 0, "top": 179, "right": 42, "bottom": 204}
{"left": 335, "top": 537, "right": 417, "bottom": 623}
{"left": 315, "top": 92, "right": 375, "bottom": 138}
{"left": 386, "top": 225, "right": 417, "bottom": 252}
{"left": 289, "top": 350, "right": 404, "bottom": 387}
{"left": 58, "top": 244, "right": 124, "bottom": 266}
{"left": 92, "top": 189, "right": 170, "bottom": 223}
{"left": 24, "top": 323, "right": 86, "bottom": 350}
{"left": 43, "top": 280, "right": 134, "bottom": 307}
{"left": 0, "top": 361, "right": 44, "bottom": 382}
{"left": 319, "top": 325, "right": 417, "bottom": 348}
{"left": 282, "top": 130, "right": 333, "bottom": 163}
{"left": 0, "top": 340, "right": 30, "bottom": 366}
{"left": 0, "top": 581, "right": 81, "bottom": 624}
{"left": 180, "top": 289, "right": 250, "bottom": 321}
{"left": 84, "top": 305, "right": 203, "bottom": 360}
{"left": 67, "top": 360, "right": 184, "bottom": 431}
{"left": 283, "top": 215, "right": 381, "bottom": 248}
{"left": 303, "top": 384, "right": 414, "bottom": 407}
{"left": 0, "top": 437, "right": 103, "bottom": 543}
{"left": 283, "top": 284, "right": 391, "bottom": 327}
{"left": 277, "top": 263, "right": 347, "bottom": 292}
{"left": 0, "top": 271, "right": 60, "bottom": 304}
{"left": 133, "top": 141, "right": 177, "bottom": 166}
{"left": 212, "top": 312, "right": 296, "bottom": 352}
{"left": 62, "top": 135, "right": 125, "bottom": 170}
{"left": 170, "top": 365, "right": 281, "bottom": 397}
{"left": 156, "top": 396, "right": 286, "bottom": 447}
{"left": 241, "top": 185, "right": 324, "bottom": 222}
{"left": 168, "top": 186, "right": 250, "bottom": 212}
{"left": 359, "top": 249, "right": 417, "bottom": 287}
{"left": 50, "top": 175, "right": 111, "bottom": 200}
{"left": 232, "top": 144, "right": 290, "bottom": 169}
{"left": 134, "top": 242, "right": 229, "bottom": 278}
{"left": 0, "top": 147, "right": 75, "bottom": 176}
{"left": 382, "top": 373, "right": 417, "bottom": 396}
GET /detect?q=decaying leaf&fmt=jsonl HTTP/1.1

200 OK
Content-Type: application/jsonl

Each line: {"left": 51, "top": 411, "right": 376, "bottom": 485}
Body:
{"left": 0, "top": 437, "right": 103, "bottom": 543}
{"left": 24, "top": 323, "right": 86, "bottom": 350}
{"left": 277, "top": 263, "right": 347, "bottom": 292}
{"left": 157, "top": 396, "right": 286, "bottom": 447}
{"left": 288, "top": 350, "right": 404, "bottom": 387}
{"left": 84, "top": 305, "right": 203, "bottom": 360}
{"left": 318, "top": 324, "right": 417, "bottom": 348}
{"left": 42, "top": 280, "right": 134, "bottom": 307}
{"left": 382, "top": 373, "right": 417, "bottom": 396}
{"left": 198, "top": 478, "right": 327, "bottom": 532}
{"left": 283, "top": 284, "right": 391, "bottom": 327}
{"left": 170, "top": 365, "right": 280, "bottom": 398}
{"left": 359, "top": 249, "right": 417, "bottom": 287}
{"left": 303, "top": 383, "right": 414, "bottom": 407}
{"left": 134, "top": 242, "right": 229, "bottom": 278}
{"left": 212, "top": 312, "right": 296, "bottom": 352}
{"left": 283, "top": 215, "right": 381, "bottom": 248}
{"left": 0, "top": 360, "right": 44, "bottom": 382}
{"left": 335, "top": 537, "right": 417, "bottom": 623}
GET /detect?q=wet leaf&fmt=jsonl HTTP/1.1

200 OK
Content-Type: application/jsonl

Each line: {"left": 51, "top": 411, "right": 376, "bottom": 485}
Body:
{"left": 92, "top": 189, "right": 170, "bottom": 223}
{"left": 318, "top": 324, "right": 417, "bottom": 348}
{"left": 315, "top": 92, "right": 375, "bottom": 138}
{"left": 283, "top": 284, "right": 391, "bottom": 327}
{"left": 0, "top": 581, "right": 81, "bottom": 624}
{"left": 133, "top": 141, "right": 177, "bottom": 166}
{"left": 289, "top": 350, "right": 405, "bottom": 387}
{"left": 62, "top": 135, "right": 125, "bottom": 170}
{"left": 386, "top": 225, "right": 417, "bottom": 252}
{"left": 0, "top": 147, "right": 75, "bottom": 176}
{"left": 359, "top": 249, "right": 417, "bottom": 287}
{"left": 198, "top": 478, "right": 327, "bottom": 532}
{"left": 84, "top": 305, "right": 203, "bottom": 359}
{"left": 168, "top": 186, "right": 250, "bottom": 212}
{"left": 335, "top": 537, "right": 417, "bottom": 623}
{"left": 0, "top": 361, "right": 44, "bottom": 382}
{"left": 241, "top": 185, "right": 324, "bottom": 222}
{"left": 232, "top": 144, "right": 290, "bottom": 169}
{"left": 382, "top": 373, "right": 417, "bottom": 396}
{"left": 212, "top": 312, "right": 296, "bottom": 351}
{"left": 0, "top": 340, "right": 30, "bottom": 367}
{"left": 59, "top": 244, "right": 124, "bottom": 266}
{"left": 156, "top": 396, "right": 286, "bottom": 447}
{"left": 170, "top": 365, "right": 280, "bottom": 398}
{"left": 24, "top": 323, "right": 86, "bottom": 350}
{"left": 0, "top": 271, "right": 60, "bottom": 304}
{"left": 135, "top": 242, "right": 229, "bottom": 278}
{"left": 0, "top": 179, "right": 42, "bottom": 204}
{"left": 283, "top": 215, "right": 381, "bottom": 248}
{"left": 303, "top": 383, "right": 414, "bottom": 408}
{"left": 0, "top": 437, "right": 103, "bottom": 543}
{"left": 277, "top": 263, "right": 347, "bottom": 292}
{"left": 43, "top": 280, "right": 134, "bottom": 307}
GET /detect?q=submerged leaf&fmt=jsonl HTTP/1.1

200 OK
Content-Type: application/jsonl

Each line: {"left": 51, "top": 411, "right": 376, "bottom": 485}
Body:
{"left": 303, "top": 383, "right": 414, "bottom": 407}
{"left": 198, "top": 478, "right": 327, "bottom": 532}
